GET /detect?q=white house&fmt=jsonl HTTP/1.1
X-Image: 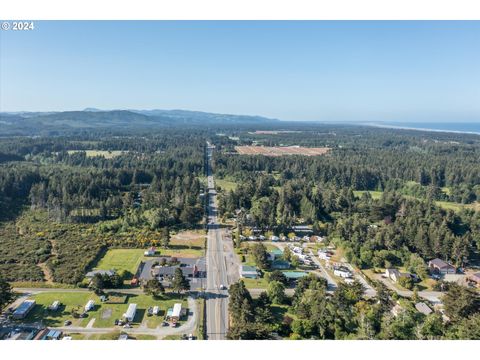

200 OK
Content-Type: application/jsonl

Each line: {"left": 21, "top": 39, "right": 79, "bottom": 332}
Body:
{"left": 334, "top": 267, "right": 352, "bottom": 278}
{"left": 171, "top": 303, "right": 182, "bottom": 320}
{"left": 84, "top": 300, "right": 95, "bottom": 312}
{"left": 385, "top": 268, "right": 410, "bottom": 283}
{"left": 123, "top": 303, "right": 137, "bottom": 322}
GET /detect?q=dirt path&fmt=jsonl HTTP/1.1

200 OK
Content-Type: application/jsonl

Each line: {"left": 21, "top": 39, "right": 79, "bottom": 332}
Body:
{"left": 38, "top": 262, "right": 54, "bottom": 284}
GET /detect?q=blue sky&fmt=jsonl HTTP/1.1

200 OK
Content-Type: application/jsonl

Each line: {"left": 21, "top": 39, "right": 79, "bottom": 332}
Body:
{"left": 1, "top": 21, "right": 479, "bottom": 122}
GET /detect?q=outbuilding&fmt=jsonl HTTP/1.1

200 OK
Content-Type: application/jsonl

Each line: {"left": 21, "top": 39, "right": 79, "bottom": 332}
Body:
{"left": 84, "top": 300, "right": 95, "bottom": 312}
{"left": 13, "top": 300, "right": 36, "bottom": 319}
{"left": 123, "top": 303, "right": 137, "bottom": 322}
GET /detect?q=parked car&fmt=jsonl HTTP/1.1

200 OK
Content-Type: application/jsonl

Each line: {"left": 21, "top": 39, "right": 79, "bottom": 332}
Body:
{"left": 64, "top": 320, "right": 72, "bottom": 326}
{"left": 219, "top": 284, "right": 227, "bottom": 290}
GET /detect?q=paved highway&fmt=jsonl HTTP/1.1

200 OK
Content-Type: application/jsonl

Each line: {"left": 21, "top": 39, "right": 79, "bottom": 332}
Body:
{"left": 205, "top": 143, "right": 232, "bottom": 340}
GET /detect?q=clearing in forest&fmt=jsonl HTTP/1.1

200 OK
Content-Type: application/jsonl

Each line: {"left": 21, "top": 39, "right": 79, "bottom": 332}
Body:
{"left": 235, "top": 145, "right": 330, "bottom": 156}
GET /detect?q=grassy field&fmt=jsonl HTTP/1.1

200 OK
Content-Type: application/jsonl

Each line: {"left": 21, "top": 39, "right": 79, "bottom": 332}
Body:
{"left": 353, "top": 190, "right": 383, "bottom": 200}
{"left": 94, "top": 232, "right": 206, "bottom": 274}
{"left": 67, "top": 150, "right": 126, "bottom": 158}
{"left": 354, "top": 189, "right": 478, "bottom": 213}
{"left": 216, "top": 178, "right": 238, "bottom": 192}
{"left": 89, "top": 293, "right": 189, "bottom": 329}
{"left": 241, "top": 277, "right": 269, "bottom": 289}
{"left": 95, "top": 249, "right": 145, "bottom": 274}
{"left": 21, "top": 291, "right": 189, "bottom": 329}
{"left": 21, "top": 291, "right": 100, "bottom": 327}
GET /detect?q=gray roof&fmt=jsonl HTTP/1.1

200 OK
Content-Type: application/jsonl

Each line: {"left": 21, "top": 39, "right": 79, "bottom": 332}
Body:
{"left": 138, "top": 257, "right": 206, "bottom": 280}
{"left": 415, "top": 302, "right": 433, "bottom": 315}
{"left": 85, "top": 269, "right": 115, "bottom": 278}
{"left": 429, "top": 258, "right": 454, "bottom": 269}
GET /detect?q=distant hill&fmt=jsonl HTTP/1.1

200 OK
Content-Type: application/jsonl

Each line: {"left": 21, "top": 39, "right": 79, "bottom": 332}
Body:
{"left": 0, "top": 109, "right": 278, "bottom": 135}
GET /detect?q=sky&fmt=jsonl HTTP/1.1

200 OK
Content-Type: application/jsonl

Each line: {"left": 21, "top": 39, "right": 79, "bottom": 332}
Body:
{"left": 1, "top": 21, "right": 479, "bottom": 122}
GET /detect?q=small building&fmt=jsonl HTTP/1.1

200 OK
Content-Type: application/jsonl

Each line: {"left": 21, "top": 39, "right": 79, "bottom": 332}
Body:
{"left": 428, "top": 258, "right": 456, "bottom": 275}
{"left": 240, "top": 265, "right": 259, "bottom": 279}
{"left": 123, "top": 303, "right": 137, "bottom": 322}
{"left": 334, "top": 266, "right": 352, "bottom": 279}
{"left": 43, "top": 330, "right": 62, "bottom": 340}
{"left": 48, "top": 301, "right": 60, "bottom": 311}
{"left": 271, "top": 260, "right": 290, "bottom": 270}
{"left": 415, "top": 302, "right": 433, "bottom": 316}
{"left": 84, "top": 300, "right": 95, "bottom": 312}
{"left": 13, "top": 300, "right": 36, "bottom": 319}
{"left": 167, "top": 303, "right": 182, "bottom": 321}
{"left": 85, "top": 269, "right": 116, "bottom": 279}
{"left": 385, "top": 268, "right": 410, "bottom": 283}
{"left": 152, "top": 306, "right": 159, "bottom": 315}
{"left": 467, "top": 272, "right": 480, "bottom": 287}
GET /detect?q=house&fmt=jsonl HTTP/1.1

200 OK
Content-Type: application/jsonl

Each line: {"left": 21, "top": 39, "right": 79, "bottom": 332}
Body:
{"left": 85, "top": 269, "right": 116, "bottom": 279}
{"left": 144, "top": 247, "right": 156, "bottom": 256}
{"left": 43, "top": 330, "right": 62, "bottom": 340}
{"left": 415, "top": 302, "right": 433, "bottom": 316}
{"left": 13, "top": 300, "right": 36, "bottom": 319}
{"left": 334, "top": 266, "right": 352, "bottom": 279}
{"left": 123, "top": 303, "right": 137, "bottom": 322}
{"left": 137, "top": 257, "right": 207, "bottom": 285}
{"left": 385, "top": 268, "right": 410, "bottom": 283}
{"left": 282, "top": 271, "right": 308, "bottom": 283}
{"left": 48, "top": 301, "right": 60, "bottom": 311}
{"left": 271, "top": 260, "right": 290, "bottom": 270}
{"left": 467, "top": 272, "right": 480, "bottom": 287}
{"left": 428, "top": 258, "right": 456, "bottom": 275}
{"left": 167, "top": 303, "right": 182, "bottom": 321}
{"left": 84, "top": 300, "right": 95, "bottom": 312}
{"left": 240, "top": 265, "right": 259, "bottom": 279}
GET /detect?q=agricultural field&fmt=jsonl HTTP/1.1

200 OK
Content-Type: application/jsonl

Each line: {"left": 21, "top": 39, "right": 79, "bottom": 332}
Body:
{"left": 67, "top": 150, "right": 127, "bottom": 158}
{"left": 234, "top": 145, "right": 330, "bottom": 156}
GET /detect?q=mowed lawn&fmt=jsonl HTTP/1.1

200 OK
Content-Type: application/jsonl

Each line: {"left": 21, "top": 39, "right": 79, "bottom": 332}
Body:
{"left": 216, "top": 178, "right": 238, "bottom": 192}
{"left": 89, "top": 293, "right": 189, "bottom": 329}
{"left": 22, "top": 291, "right": 189, "bottom": 329}
{"left": 21, "top": 291, "right": 100, "bottom": 327}
{"left": 95, "top": 231, "right": 206, "bottom": 274}
{"left": 95, "top": 249, "right": 145, "bottom": 274}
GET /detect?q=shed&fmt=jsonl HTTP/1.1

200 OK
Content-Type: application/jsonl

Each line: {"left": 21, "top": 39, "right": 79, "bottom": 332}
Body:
{"left": 84, "top": 300, "right": 95, "bottom": 312}
{"left": 415, "top": 302, "right": 433, "bottom": 316}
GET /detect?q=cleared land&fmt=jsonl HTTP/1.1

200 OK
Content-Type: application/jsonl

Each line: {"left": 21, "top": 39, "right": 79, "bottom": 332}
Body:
{"left": 235, "top": 145, "right": 330, "bottom": 157}
{"left": 67, "top": 150, "right": 126, "bottom": 158}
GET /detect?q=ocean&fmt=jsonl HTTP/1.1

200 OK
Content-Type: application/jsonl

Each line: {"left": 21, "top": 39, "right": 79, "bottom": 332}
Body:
{"left": 365, "top": 122, "right": 480, "bottom": 135}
